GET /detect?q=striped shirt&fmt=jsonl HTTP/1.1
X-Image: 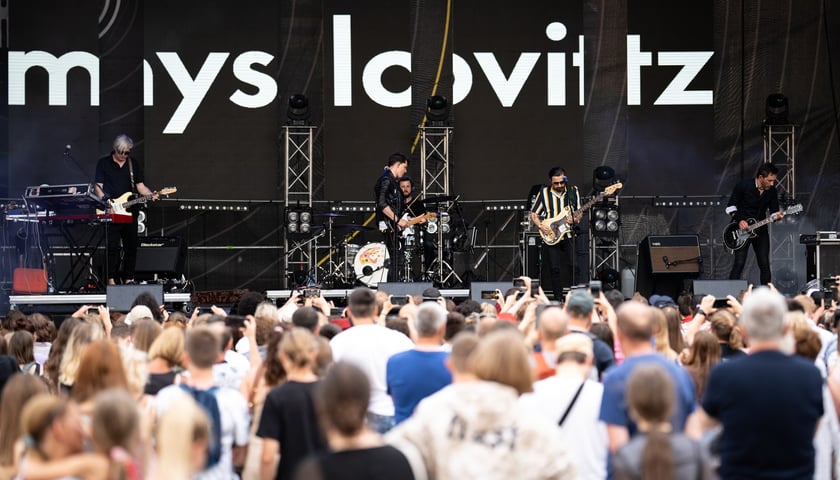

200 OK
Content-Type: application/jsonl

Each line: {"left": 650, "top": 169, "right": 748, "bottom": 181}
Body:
{"left": 531, "top": 185, "right": 581, "bottom": 220}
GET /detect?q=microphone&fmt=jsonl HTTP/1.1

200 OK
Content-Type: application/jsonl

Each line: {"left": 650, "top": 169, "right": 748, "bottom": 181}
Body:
{"left": 64, "top": 144, "right": 71, "bottom": 156}
{"left": 662, "top": 256, "right": 670, "bottom": 268}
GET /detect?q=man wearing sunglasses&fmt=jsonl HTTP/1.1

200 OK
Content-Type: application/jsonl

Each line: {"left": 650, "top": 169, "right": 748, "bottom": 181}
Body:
{"left": 94, "top": 134, "right": 158, "bottom": 285}
{"left": 529, "top": 166, "right": 582, "bottom": 299}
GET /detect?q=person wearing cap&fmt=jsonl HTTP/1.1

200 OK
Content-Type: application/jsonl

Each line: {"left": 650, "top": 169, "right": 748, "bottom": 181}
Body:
{"left": 330, "top": 288, "right": 415, "bottom": 434}
{"left": 565, "top": 289, "right": 615, "bottom": 379}
{"left": 648, "top": 294, "right": 676, "bottom": 309}
{"left": 521, "top": 332, "right": 608, "bottom": 479}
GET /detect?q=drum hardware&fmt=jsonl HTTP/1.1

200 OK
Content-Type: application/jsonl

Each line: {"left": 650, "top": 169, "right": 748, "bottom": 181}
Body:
{"left": 354, "top": 243, "right": 390, "bottom": 287}
{"left": 424, "top": 210, "right": 462, "bottom": 288}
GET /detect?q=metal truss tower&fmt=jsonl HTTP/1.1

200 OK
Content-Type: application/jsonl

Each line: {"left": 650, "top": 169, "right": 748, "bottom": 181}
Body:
{"left": 763, "top": 124, "right": 798, "bottom": 294}
{"left": 283, "top": 126, "right": 315, "bottom": 288}
{"left": 419, "top": 126, "right": 452, "bottom": 197}
{"left": 589, "top": 198, "right": 620, "bottom": 282}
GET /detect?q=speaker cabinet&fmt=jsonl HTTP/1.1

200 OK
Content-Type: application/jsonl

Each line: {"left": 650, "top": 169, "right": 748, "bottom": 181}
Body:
{"left": 692, "top": 280, "right": 748, "bottom": 299}
{"left": 636, "top": 235, "right": 701, "bottom": 299}
{"left": 135, "top": 236, "right": 186, "bottom": 279}
{"left": 806, "top": 243, "right": 840, "bottom": 281}
{"left": 376, "top": 282, "right": 433, "bottom": 298}
{"left": 107, "top": 284, "right": 164, "bottom": 312}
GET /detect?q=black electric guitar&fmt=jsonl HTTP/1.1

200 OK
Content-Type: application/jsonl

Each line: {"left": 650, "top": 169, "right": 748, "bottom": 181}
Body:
{"left": 537, "top": 182, "right": 622, "bottom": 245}
{"left": 722, "top": 203, "right": 803, "bottom": 251}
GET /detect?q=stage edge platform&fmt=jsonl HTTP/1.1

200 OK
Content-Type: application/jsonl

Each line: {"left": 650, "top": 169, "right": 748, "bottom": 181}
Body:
{"left": 266, "top": 289, "right": 470, "bottom": 301}
{"left": 10, "top": 293, "right": 192, "bottom": 309}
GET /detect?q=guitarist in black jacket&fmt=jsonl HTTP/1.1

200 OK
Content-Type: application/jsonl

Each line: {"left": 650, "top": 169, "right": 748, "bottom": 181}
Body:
{"left": 94, "top": 134, "right": 158, "bottom": 286}
{"left": 725, "top": 162, "right": 784, "bottom": 285}
{"left": 530, "top": 167, "right": 582, "bottom": 299}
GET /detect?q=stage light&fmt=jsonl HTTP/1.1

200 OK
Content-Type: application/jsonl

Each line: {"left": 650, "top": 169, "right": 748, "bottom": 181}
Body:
{"left": 593, "top": 166, "right": 616, "bottom": 193}
{"left": 426, "top": 95, "right": 449, "bottom": 126}
{"left": 597, "top": 268, "right": 621, "bottom": 290}
{"left": 287, "top": 94, "right": 310, "bottom": 126}
{"left": 440, "top": 212, "right": 451, "bottom": 234}
{"left": 591, "top": 203, "right": 620, "bottom": 238}
{"left": 765, "top": 93, "right": 789, "bottom": 125}
{"left": 427, "top": 216, "right": 439, "bottom": 234}
{"left": 286, "top": 207, "right": 312, "bottom": 236}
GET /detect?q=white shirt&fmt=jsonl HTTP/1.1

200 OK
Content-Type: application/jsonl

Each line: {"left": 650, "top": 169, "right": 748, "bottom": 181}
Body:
{"left": 330, "top": 324, "right": 414, "bottom": 416}
{"left": 520, "top": 373, "right": 608, "bottom": 480}
{"left": 155, "top": 384, "right": 250, "bottom": 480}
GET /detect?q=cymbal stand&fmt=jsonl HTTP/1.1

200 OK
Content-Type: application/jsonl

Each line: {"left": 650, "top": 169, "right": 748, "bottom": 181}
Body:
{"left": 320, "top": 216, "right": 349, "bottom": 287}
{"left": 427, "top": 210, "right": 462, "bottom": 287}
{"left": 402, "top": 229, "right": 415, "bottom": 282}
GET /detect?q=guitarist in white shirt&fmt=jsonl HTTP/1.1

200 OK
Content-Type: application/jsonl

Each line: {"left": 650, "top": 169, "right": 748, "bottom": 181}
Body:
{"left": 725, "top": 162, "right": 784, "bottom": 285}
{"left": 529, "top": 167, "right": 582, "bottom": 299}
{"left": 94, "top": 134, "right": 159, "bottom": 285}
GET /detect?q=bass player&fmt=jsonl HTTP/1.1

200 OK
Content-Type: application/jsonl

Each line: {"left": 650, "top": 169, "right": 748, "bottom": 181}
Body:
{"left": 725, "top": 162, "right": 784, "bottom": 285}
{"left": 530, "top": 167, "right": 582, "bottom": 299}
{"left": 94, "top": 134, "right": 159, "bottom": 285}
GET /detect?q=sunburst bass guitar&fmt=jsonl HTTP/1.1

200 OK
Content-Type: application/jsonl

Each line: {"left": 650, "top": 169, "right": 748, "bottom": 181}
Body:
{"left": 537, "top": 182, "right": 622, "bottom": 245}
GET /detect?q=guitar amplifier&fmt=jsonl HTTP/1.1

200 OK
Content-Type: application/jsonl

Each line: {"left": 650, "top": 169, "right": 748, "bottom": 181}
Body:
{"left": 636, "top": 235, "right": 701, "bottom": 299}
{"left": 135, "top": 236, "right": 186, "bottom": 279}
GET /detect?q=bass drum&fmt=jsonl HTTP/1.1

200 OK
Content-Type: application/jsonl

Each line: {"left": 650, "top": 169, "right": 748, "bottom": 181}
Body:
{"left": 354, "top": 243, "right": 389, "bottom": 287}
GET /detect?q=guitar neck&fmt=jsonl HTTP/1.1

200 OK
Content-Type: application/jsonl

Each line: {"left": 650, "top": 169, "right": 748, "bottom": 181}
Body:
{"left": 577, "top": 193, "right": 606, "bottom": 213}
{"left": 123, "top": 194, "right": 153, "bottom": 208}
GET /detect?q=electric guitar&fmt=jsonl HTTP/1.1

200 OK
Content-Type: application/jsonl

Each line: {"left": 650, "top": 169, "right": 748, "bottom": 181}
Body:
{"left": 400, "top": 212, "right": 435, "bottom": 237}
{"left": 537, "top": 182, "right": 623, "bottom": 245}
{"left": 97, "top": 187, "right": 177, "bottom": 216}
{"left": 722, "top": 203, "right": 803, "bottom": 251}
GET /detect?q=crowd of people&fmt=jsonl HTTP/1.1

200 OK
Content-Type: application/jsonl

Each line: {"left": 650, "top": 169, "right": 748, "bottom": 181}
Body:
{"left": 0, "top": 277, "right": 838, "bottom": 479}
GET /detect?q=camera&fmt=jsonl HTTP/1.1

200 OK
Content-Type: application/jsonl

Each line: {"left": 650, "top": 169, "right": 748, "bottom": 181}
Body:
{"left": 481, "top": 290, "right": 498, "bottom": 300}
{"left": 712, "top": 298, "right": 729, "bottom": 309}
{"left": 391, "top": 295, "right": 409, "bottom": 306}
{"left": 513, "top": 278, "right": 526, "bottom": 288}
{"left": 303, "top": 287, "right": 321, "bottom": 298}
{"left": 589, "top": 280, "right": 602, "bottom": 296}
{"left": 822, "top": 277, "right": 838, "bottom": 303}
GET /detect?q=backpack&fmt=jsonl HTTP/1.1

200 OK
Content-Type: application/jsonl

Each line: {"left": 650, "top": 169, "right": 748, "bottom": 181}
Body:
{"left": 21, "top": 361, "right": 40, "bottom": 376}
{"left": 179, "top": 384, "right": 223, "bottom": 468}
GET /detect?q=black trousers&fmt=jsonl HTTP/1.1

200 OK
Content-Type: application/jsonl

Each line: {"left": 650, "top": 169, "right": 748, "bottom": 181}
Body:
{"left": 383, "top": 231, "right": 403, "bottom": 282}
{"left": 728, "top": 228, "right": 771, "bottom": 285}
{"left": 543, "top": 236, "right": 575, "bottom": 299}
{"left": 106, "top": 217, "right": 139, "bottom": 281}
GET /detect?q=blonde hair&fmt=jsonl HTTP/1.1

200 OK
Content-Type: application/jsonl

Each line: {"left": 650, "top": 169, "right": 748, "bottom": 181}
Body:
{"left": 120, "top": 347, "right": 150, "bottom": 398}
{"left": 59, "top": 322, "right": 105, "bottom": 386}
{"left": 155, "top": 395, "right": 210, "bottom": 480}
{"left": 147, "top": 327, "right": 185, "bottom": 368}
{"left": 468, "top": 329, "right": 533, "bottom": 395}
{"left": 280, "top": 328, "right": 318, "bottom": 369}
{"left": 651, "top": 308, "right": 678, "bottom": 361}
{"left": 91, "top": 389, "right": 140, "bottom": 455}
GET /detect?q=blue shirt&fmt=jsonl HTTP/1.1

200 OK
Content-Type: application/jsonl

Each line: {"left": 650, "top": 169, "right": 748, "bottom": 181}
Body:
{"left": 386, "top": 349, "right": 452, "bottom": 424}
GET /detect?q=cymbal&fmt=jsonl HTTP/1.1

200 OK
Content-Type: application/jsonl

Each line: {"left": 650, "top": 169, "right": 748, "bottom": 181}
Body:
{"left": 421, "top": 195, "right": 458, "bottom": 204}
{"left": 334, "top": 223, "right": 373, "bottom": 231}
{"left": 315, "top": 212, "right": 346, "bottom": 218}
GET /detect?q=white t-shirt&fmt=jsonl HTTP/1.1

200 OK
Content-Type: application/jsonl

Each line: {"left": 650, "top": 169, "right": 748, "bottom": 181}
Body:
{"left": 520, "top": 374, "right": 607, "bottom": 480}
{"left": 330, "top": 324, "right": 414, "bottom": 416}
{"left": 155, "top": 384, "right": 250, "bottom": 480}
{"left": 212, "top": 350, "right": 250, "bottom": 390}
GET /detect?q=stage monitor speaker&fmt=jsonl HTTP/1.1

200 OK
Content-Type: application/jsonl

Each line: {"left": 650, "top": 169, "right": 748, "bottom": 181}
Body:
{"left": 521, "top": 233, "right": 552, "bottom": 294}
{"left": 135, "top": 236, "right": 186, "bottom": 279}
{"left": 806, "top": 243, "right": 840, "bottom": 281}
{"left": 636, "top": 235, "right": 701, "bottom": 299}
{"left": 692, "top": 280, "right": 748, "bottom": 300}
{"left": 470, "top": 282, "right": 511, "bottom": 304}
{"left": 376, "top": 282, "right": 433, "bottom": 298}
{"left": 107, "top": 284, "right": 164, "bottom": 312}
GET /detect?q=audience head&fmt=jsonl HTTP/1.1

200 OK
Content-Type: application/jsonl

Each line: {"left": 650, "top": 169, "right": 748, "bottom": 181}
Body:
{"left": 235, "top": 291, "right": 265, "bottom": 317}
{"left": 739, "top": 287, "right": 788, "bottom": 342}
{"left": 71, "top": 340, "right": 129, "bottom": 403}
{"left": 317, "top": 361, "right": 370, "bottom": 439}
{"left": 536, "top": 306, "right": 568, "bottom": 347}
{"left": 280, "top": 327, "right": 318, "bottom": 371}
{"left": 415, "top": 302, "right": 447, "bottom": 338}
{"left": 616, "top": 301, "right": 654, "bottom": 345}
{"left": 59, "top": 322, "right": 105, "bottom": 386}
{"left": 0, "top": 373, "right": 49, "bottom": 465}
{"left": 184, "top": 326, "right": 221, "bottom": 369}
{"left": 262, "top": 328, "right": 287, "bottom": 386}
{"left": 21, "top": 394, "right": 85, "bottom": 458}
{"left": 348, "top": 288, "right": 377, "bottom": 320}
{"left": 130, "top": 293, "right": 162, "bottom": 322}
{"left": 444, "top": 312, "right": 466, "bottom": 342}
{"left": 292, "top": 307, "right": 320, "bottom": 333}
{"left": 147, "top": 326, "right": 186, "bottom": 369}
{"left": 91, "top": 389, "right": 140, "bottom": 455}
{"left": 155, "top": 394, "right": 211, "bottom": 479}
{"left": 468, "top": 329, "right": 533, "bottom": 395}
{"left": 708, "top": 309, "right": 743, "bottom": 350}
{"left": 566, "top": 290, "right": 595, "bottom": 323}
{"left": 29, "top": 313, "right": 57, "bottom": 343}
{"left": 555, "top": 333, "right": 594, "bottom": 367}
{"left": 448, "top": 333, "right": 480, "bottom": 377}
{"left": 130, "top": 318, "right": 163, "bottom": 353}
{"left": 9, "top": 330, "right": 35, "bottom": 366}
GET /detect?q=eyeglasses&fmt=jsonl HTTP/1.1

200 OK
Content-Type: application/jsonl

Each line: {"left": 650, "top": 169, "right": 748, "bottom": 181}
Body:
{"left": 118, "top": 150, "right": 131, "bottom": 156}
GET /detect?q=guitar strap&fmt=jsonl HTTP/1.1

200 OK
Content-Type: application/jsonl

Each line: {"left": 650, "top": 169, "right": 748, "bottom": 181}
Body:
{"left": 128, "top": 158, "right": 137, "bottom": 193}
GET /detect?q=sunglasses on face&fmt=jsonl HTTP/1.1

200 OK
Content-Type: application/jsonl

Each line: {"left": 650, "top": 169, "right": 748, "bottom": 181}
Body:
{"left": 118, "top": 150, "right": 131, "bottom": 155}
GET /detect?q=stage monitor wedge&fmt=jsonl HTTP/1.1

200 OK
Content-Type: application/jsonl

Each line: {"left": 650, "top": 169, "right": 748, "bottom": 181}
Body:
{"left": 376, "top": 282, "right": 433, "bottom": 298}
{"left": 107, "top": 284, "right": 164, "bottom": 312}
{"left": 692, "top": 280, "right": 748, "bottom": 300}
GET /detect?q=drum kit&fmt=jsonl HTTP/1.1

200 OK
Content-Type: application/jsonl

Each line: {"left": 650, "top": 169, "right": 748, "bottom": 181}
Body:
{"left": 294, "top": 196, "right": 467, "bottom": 289}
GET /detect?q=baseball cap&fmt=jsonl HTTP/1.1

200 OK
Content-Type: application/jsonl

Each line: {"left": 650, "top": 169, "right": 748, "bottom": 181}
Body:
{"left": 649, "top": 294, "right": 677, "bottom": 308}
{"left": 124, "top": 305, "right": 154, "bottom": 325}
{"left": 422, "top": 287, "right": 442, "bottom": 301}
{"left": 566, "top": 289, "right": 594, "bottom": 316}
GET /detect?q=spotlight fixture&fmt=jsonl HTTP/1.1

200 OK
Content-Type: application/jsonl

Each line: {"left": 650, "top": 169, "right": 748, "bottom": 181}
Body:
{"left": 440, "top": 212, "right": 451, "bottom": 234}
{"left": 592, "top": 166, "right": 616, "bottom": 193}
{"left": 426, "top": 95, "right": 450, "bottom": 126}
{"left": 286, "top": 207, "right": 313, "bottom": 235}
{"left": 287, "top": 94, "right": 310, "bottom": 126}
{"left": 426, "top": 215, "right": 439, "bottom": 234}
{"left": 597, "top": 268, "right": 621, "bottom": 290}
{"left": 765, "top": 93, "right": 789, "bottom": 125}
{"left": 590, "top": 203, "right": 620, "bottom": 238}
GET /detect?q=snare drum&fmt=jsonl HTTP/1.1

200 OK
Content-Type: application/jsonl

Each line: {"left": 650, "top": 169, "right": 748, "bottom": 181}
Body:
{"left": 353, "top": 242, "right": 389, "bottom": 287}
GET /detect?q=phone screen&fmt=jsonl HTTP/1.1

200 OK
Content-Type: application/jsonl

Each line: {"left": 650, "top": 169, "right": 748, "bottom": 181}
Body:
{"left": 530, "top": 280, "right": 540, "bottom": 296}
{"left": 481, "top": 290, "right": 497, "bottom": 300}
{"left": 513, "top": 278, "right": 526, "bottom": 288}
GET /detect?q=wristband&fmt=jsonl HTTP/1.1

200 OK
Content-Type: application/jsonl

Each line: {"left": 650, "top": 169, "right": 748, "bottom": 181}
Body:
{"left": 695, "top": 309, "right": 706, "bottom": 318}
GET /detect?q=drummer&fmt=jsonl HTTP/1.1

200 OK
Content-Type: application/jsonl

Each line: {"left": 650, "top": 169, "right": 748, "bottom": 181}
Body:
{"left": 400, "top": 176, "right": 422, "bottom": 217}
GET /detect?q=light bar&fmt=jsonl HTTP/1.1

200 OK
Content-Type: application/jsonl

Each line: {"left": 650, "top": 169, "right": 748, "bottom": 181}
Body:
{"left": 331, "top": 205, "right": 376, "bottom": 212}
{"left": 651, "top": 199, "right": 723, "bottom": 207}
{"left": 179, "top": 204, "right": 249, "bottom": 211}
{"left": 485, "top": 204, "right": 527, "bottom": 211}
